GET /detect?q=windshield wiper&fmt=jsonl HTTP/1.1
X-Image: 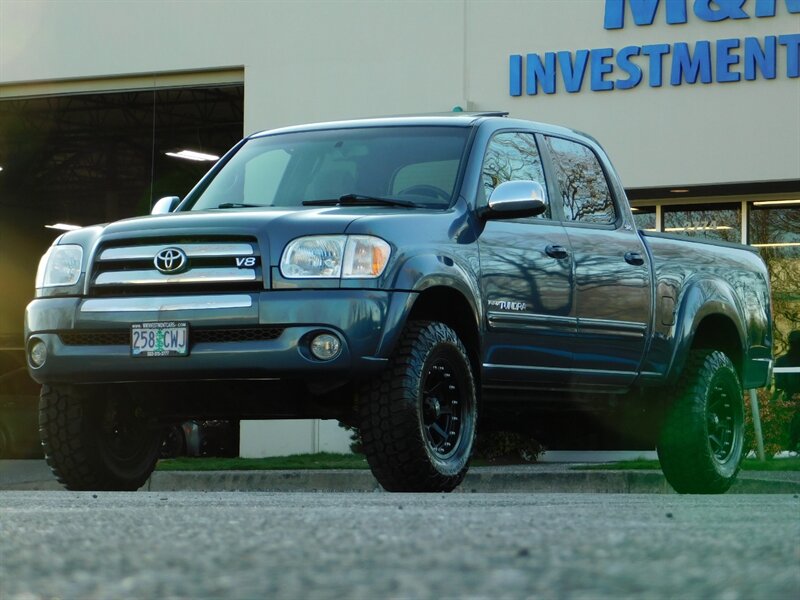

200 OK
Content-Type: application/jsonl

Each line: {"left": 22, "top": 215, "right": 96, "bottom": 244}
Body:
{"left": 303, "top": 194, "right": 418, "bottom": 208}
{"left": 215, "top": 202, "right": 263, "bottom": 209}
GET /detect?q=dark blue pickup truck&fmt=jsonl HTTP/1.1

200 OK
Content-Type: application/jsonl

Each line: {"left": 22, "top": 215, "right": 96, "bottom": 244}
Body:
{"left": 25, "top": 114, "right": 773, "bottom": 493}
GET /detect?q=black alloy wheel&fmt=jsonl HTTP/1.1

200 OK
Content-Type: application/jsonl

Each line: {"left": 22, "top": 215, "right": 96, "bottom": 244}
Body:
{"left": 658, "top": 349, "right": 744, "bottom": 494}
{"left": 422, "top": 360, "right": 467, "bottom": 460}
{"left": 358, "top": 320, "right": 477, "bottom": 492}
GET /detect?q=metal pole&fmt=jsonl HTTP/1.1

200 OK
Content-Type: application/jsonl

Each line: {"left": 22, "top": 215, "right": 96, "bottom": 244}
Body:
{"left": 748, "top": 389, "right": 766, "bottom": 462}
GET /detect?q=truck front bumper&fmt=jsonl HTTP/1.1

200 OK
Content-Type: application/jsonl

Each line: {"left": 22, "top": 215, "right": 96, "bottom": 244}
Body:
{"left": 24, "top": 290, "right": 414, "bottom": 384}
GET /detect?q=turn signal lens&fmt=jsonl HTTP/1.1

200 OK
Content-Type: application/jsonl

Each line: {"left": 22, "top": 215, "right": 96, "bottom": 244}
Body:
{"left": 342, "top": 236, "right": 391, "bottom": 278}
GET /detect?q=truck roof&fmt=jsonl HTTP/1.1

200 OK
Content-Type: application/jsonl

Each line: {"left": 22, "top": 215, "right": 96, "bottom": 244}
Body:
{"left": 249, "top": 113, "right": 581, "bottom": 140}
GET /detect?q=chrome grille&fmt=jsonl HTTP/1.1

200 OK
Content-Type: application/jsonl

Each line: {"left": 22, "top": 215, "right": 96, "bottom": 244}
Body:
{"left": 89, "top": 237, "right": 263, "bottom": 295}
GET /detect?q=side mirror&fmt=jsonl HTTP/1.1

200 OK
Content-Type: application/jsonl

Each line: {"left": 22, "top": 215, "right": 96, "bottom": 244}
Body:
{"left": 480, "top": 181, "right": 547, "bottom": 220}
{"left": 151, "top": 196, "right": 181, "bottom": 215}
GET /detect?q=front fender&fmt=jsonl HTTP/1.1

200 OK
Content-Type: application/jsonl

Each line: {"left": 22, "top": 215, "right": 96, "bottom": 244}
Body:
{"left": 373, "top": 254, "right": 482, "bottom": 358}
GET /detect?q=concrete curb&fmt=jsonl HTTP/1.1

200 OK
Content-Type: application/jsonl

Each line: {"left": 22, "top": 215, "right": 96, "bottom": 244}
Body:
{"left": 141, "top": 468, "right": 800, "bottom": 494}
{"left": 3, "top": 460, "right": 799, "bottom": 493}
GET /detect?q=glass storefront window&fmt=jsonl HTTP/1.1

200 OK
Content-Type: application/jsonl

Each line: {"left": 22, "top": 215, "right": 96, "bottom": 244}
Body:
{"left": 749, "top": 204, "right": 800, "bottom": 254}
{"left": 749, "top": 202, "right": 800, "bottom": 355}
{"left": 663, "top": 203, "right": 741, "bottom": 243}
{"left": 631, "top": 206, "right": 656, "bottom": 231}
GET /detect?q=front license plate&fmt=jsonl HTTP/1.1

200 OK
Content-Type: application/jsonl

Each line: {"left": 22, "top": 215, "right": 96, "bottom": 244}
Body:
{"left": 131, "top": 322, "right": 189, "bottom": 357}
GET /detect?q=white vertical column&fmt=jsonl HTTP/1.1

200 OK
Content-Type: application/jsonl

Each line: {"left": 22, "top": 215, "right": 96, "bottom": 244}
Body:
{"left": 741, "top": 200, "right": 749, "bottom": 245}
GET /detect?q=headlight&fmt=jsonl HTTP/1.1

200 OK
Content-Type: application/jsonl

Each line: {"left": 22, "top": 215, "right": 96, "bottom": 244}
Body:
{"left": 280, "top": 235, "right": 391, "bottom": 279}
{"left": 35, "top": 245, "right": 83, "bottom": 288}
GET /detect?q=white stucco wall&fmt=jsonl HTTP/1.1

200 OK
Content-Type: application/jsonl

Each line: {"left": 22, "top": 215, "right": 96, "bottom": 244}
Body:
{"left": 2, "top": 0, "right": 798, "bottom": 188}
{"left": 240, "top": 419, "right": 353, "bottom": 457}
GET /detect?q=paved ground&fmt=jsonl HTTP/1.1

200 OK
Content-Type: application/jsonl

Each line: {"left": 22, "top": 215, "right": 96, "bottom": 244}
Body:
{"left": 1, "top": 491, "right": 797, "bottom": 600}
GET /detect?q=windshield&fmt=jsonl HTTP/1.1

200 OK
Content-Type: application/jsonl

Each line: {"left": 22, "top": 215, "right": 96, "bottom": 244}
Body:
{"left": 187, "top": 126, "right": 470, "bottom": 211}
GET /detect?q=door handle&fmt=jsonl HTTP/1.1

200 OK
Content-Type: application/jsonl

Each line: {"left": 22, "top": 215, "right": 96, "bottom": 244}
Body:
{"left": 545, "top": 244, "right": 569, "bottom": 259}
{"left": 624, "top": 251, "right": 645, "bottom": 266}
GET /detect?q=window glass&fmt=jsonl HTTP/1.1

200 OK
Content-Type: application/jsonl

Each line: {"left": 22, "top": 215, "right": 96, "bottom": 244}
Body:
{"left": 632, "top": 206, "right": 657, "bottom": 231}
{"left": 191, "top": 126, "right": 469, "bottom": 210}
{"left": 749, "top": 203, "right": 800, "bottom": 357}
{"left": 392, "top": 160, "right": 460, "bottom": 196}
{"left": 243, "top": 149, "right": 291, "bottom": 205}
{"left": 479, "top": 132, "right": 549, "bottom": 218}
{"left": 663, "top": 203, "right": 741, "bottom": 242}
{"left": 545, "top": 136, "right": 616, "bottom": 225}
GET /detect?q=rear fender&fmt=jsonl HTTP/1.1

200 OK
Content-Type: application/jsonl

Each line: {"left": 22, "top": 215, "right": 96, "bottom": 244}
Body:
{"left": 665, "top": 278, "right": 746, "bottom": 384}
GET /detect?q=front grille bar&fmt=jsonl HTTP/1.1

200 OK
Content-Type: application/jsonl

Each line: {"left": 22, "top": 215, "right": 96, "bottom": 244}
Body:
{"left": 80, "top": 295, "right": 253, "bottom": 312}
{"left": 94, "top": 268, "right": 257, "bottom": 286}
{"left": 99, "top": 243, "right": 254, "bottom": 261}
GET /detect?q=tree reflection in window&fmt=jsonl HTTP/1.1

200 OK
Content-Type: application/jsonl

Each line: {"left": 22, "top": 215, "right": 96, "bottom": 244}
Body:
{"left": 480, "top": 132, "right": 549, "bottom": 218}
{"left": 749, "top": 204, "right": 800, "bottom": 355}
{"left": 545, "top": 136, "right": 616, "bottom": 225}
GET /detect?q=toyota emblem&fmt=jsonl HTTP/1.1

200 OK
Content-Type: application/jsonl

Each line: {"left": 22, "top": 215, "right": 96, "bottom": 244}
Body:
{"left": 154, "top": 247, "right": 188, "bottom": 274}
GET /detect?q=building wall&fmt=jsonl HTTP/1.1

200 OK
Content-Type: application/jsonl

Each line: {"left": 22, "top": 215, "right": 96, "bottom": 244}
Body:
{"left": 2, "top": 1, "right": 798, "bottom": 189}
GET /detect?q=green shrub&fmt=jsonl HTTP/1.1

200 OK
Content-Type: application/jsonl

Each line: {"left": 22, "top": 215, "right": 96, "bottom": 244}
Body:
{"left": 339, "top": 423, "right": 545, "bottom": 463}
{"left": 473, "top": 430, "right": 545, "bottom": 463}
{"left": 744, "top": 388, "right": 799, "bottom": 456}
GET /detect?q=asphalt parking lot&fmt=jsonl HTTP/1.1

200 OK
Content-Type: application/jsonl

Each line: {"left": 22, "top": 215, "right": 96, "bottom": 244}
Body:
{"left": 2, "top": 491, "right": 798, "bottom": 599}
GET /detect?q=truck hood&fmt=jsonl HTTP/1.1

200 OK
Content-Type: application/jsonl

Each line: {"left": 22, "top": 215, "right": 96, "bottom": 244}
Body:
{"left": 59, "top": 206, "right": 441, "bottom": 266}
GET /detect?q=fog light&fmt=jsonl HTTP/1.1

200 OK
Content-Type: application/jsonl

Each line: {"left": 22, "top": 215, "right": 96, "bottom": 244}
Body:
{"left": 310, "top": 333, "right": 342, "bottom": 361}
{"left": 29, "top": 340, "right": 47, "bottom": 368}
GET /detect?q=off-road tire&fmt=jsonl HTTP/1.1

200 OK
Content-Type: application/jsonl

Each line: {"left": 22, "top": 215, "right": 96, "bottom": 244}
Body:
{"left": 358, "top": 321, "right": 477, "bottom": 492}
{"left": 657, "top": 350, "right": 744, "bottom": 494}
{"left": 39, "top": 384, "right": 163, "bottom": 491}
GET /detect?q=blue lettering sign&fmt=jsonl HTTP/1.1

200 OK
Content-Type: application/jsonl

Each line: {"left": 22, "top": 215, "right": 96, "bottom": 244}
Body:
{"left": 604, "top": 0, "right": 688, "bottom": 29}
{"left": 615, "top": 46, "right": 644, "bottom": 89}
{"left": 744, "top": 36, "right": 777, "bottom": 79}
{"left": 693, "top": 0, "right": 749, "bottom": 23}
{"left": 591, "top": 48, "right": 616, "bottom": 90}
{"left": 604, "top": 0, "right": 798, "bottom": 28}
{"left": 716, "top": 38, "right": 741, "bottom": 82}
{"left": 508, "top": 0, "right": 799, "bottom": 96}
{"left": 527, "top": 52, "right": 557, "bottom": 95}
{"left": 754, "top": 0, "right": 800, "bottom": 17}
{"left": 642, "top": 43, "right": 671, "bottom": 86}
{"left": 558, "top": 50, "right": 590, "bottom": 93}
{"left": 510, "top": 55, "right": 523, "bottom": 96}
{"left": 779, "top": 33, "right": 800, "bottom": 77}
{"left": 670, "top": 41, "right": 713, "bottom": 85}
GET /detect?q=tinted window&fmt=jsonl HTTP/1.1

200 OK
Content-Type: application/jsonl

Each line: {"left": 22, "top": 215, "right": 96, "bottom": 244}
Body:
{"left": 190, "top": 126, "right": 469, "bottom": 210}
{"left": 480, "top": 131, "right": 549, "bottom": 218}
{"left": 545, "top": 137, "right": 616, "bottom": 225}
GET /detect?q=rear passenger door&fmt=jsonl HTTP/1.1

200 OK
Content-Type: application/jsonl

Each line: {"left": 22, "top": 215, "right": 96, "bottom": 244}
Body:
{"left": 477, "top": 131, "right": 575, "bottom": 388}
{"left": 542, "top": 135, "right": 651, "bottom": 388}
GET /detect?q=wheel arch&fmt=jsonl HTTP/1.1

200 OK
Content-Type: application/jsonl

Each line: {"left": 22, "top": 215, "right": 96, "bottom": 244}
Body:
{"left": 405, "top": 284, "right": 482, "bottom": 381}
{"left": 666, "top": 279, "right": 747, "bottom": 386}
{"left": 380, "top": 252, "right": 482, "bottom": 375}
